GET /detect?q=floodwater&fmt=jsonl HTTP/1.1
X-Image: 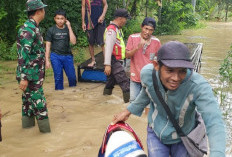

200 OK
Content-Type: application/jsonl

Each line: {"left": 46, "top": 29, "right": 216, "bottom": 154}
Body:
{"left": 159, "top": 22, "right": 232, "bottom": 82}
{"left": 0, "top": 22, "right": 231, "bottom": 156}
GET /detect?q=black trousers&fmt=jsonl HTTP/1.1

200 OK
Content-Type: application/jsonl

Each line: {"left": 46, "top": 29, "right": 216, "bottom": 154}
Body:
{"left": 105, "top": 56, "right": 130, "bottom": 92}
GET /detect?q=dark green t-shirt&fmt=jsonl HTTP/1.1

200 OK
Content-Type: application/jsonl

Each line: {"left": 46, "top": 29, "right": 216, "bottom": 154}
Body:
{"left": 46, "top": 25, "right": 71, "bottom": 55}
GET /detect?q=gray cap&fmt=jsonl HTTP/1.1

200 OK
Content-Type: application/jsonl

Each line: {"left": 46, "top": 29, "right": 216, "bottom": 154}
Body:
{"left": 157, "top": 41, "right": 194, "bottom": 69}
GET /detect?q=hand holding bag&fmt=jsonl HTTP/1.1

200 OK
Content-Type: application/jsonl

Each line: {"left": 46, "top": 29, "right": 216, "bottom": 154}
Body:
{"left": 152, "top": 70, "right": 207, "bottom": 157}
{"left": 98, "top": 122, "right": 146, "bottom": 157}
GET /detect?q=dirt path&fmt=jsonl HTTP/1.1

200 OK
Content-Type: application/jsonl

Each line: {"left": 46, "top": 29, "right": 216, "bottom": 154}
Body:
{"left": 0, "top": 61, "right": 148, "bottom": 157}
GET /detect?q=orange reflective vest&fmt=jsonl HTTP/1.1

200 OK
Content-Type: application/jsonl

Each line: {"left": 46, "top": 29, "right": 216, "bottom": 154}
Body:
{"left": 104, "top": 24, "right": 126, "bottom": 60}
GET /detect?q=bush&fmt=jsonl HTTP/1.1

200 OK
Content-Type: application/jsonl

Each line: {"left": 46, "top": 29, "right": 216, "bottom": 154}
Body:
{"left": 9, "top": 42, "right": 18, "bottom": 60}
{"left": 0, "top": 7, "right": 7, "bottom": 21}
{"left": 16, "top": 11, "right": 27, "bottom": 31}
{"left": 0, "top": 39, "right": 7, "bottom": 60}
{"left": 123, "top": 18, "right": 142, "bottom": 40}
{"left": 216, "top": 45, "right": 232, "bottom": 114}
{"left": 0, "top": 41, "right": 17, "bottom": 61}
{"left": 0, "top": 0, "right": 26, "bottom": 44}
{"left": 156, "top": 1, "right": 198, "bottom": 35}
{"left": 73, "top": 47, "right": 86, "bottom": 64}
{"left": 219, "top": 47, "right": 232, "bottom": 83}
{"left": 181, "top": 4, "right": 198, "bottom": 28}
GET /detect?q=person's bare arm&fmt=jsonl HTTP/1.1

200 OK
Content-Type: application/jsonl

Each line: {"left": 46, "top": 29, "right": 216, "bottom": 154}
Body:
{"left": 66, "top": 20, "right": 76, "bottom": 45}
{"left": 98, "top": 0, "right": 108, "bottom": 23}
{"left": 126, "top": 38, "right": 145, "bottom": 58}
{"left": 111, "top": 109, "right": 131, "bottom": 125}
{"left": 81, "top": 0, "right": 86, "bottom": 31}
{"left": 126, "top": 46, "right": 141, "bottom": 58}
{"left": 45, "top": 41, "right": 51, "bottom": 69}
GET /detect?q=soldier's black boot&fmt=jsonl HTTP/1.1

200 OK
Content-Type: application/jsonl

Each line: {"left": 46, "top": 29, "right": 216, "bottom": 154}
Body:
{"left": 22, "top": 116, "right": 35, "bottom": 128}
{"left": 37, "top": 118, "right": 51, "bottom": 133}
{"left": 123, "top": 91, "right": 130, "bottom": 103}
{"left": 103, "top": 88, "right": 113, "bottom": 95}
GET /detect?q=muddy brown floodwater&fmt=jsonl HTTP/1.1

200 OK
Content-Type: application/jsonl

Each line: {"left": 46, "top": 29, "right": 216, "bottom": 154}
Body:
{"left": 0, "top": 22, "right": 231, "bottom": 156}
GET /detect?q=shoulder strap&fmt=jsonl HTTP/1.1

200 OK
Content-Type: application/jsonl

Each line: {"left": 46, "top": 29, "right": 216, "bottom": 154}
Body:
{"left": 108, "top": 23, "right": 119, "bottom": 29}
{"left": 152, "top": 70, "right": 185, "bottom": 136}
{"left": 108, "top": 24, "right": 124, "bottom": 39}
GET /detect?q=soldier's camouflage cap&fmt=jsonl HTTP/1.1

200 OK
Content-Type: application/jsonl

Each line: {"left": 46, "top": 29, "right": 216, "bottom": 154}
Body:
{"left": 26, "top": 0, "right": 47, "bottom": 12}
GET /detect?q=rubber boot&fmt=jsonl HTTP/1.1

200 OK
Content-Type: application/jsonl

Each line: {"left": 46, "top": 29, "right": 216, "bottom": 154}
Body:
{"left": 123, "top": 91, "right": 130, "bottom": 103}
{"left": 103, "top": 88, "right": 113, "bottom": 95}
{"left": 37, "top": 118, "right": 51, "bottom": 133}
{"left": 22, "top": 116, "right": 35, "bottom": 128}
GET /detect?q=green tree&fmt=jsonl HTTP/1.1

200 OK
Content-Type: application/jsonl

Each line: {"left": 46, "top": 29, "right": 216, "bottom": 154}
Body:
{"left": 224, "top": 0, "right": 232, "bottom": 21}
{"left": 1, "top": 0, "right": 227, "bottom": 61}
{"left": 217, "top": 45, "right": 232, "bottom": 116}
{"left": 156, "top": 1, "right": 197, "bottom": 35}
{"left": 0, "top": 0, "right": 26, "bottom": 43}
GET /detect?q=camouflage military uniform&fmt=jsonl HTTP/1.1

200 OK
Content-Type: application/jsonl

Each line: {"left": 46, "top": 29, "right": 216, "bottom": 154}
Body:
{"left": 16, "top": 18, "right": 48, "bottom": 120}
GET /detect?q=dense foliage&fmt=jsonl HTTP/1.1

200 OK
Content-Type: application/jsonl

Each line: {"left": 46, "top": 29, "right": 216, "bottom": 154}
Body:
{"left": 219, "top": 45, "right": 232, "bottom": 83}
{"left": 0, "top": 0, "right": 232, "bottom": 61}
{"left": 156, "top": 1, "right": 197, "bottom": 35}
{"left": 216, "top": 45, "right": 232, "bottom": 118}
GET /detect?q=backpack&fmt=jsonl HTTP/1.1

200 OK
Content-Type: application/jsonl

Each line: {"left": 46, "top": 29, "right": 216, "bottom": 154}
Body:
{"left": 98, "top": 122, "right": 147, "bottom": 157}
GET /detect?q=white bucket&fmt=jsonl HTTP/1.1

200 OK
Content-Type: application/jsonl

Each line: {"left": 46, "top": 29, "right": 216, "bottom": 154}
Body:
{"left": 105, "top": 131, "right": 147, "bottom": 157}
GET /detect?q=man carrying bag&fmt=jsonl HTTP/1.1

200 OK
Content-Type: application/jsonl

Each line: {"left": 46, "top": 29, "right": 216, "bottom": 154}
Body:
{"left": 152, "top": 69, "right": 207, "bottom": 156}
{"left": 112, "top": 41, "right": 226, "bottom": 157}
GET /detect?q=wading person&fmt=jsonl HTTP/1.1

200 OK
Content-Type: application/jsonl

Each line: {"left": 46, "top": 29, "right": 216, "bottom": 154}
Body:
{"left": 81, "top": 0, "right": 108, "bottom": 67}
{"left": 16, "top": 0, "right": 51, "bottom": 133}
{"left": 126, "top": 17, "right": 161, "bottom": 113}
{"left": 45, "top": 9, "right": 77, "bottom": 90}
{"left": 112, "top": 41, "right": 226, "bottom": 156}
{"left": 103, "top": 8, "right": 131, "bottom": 103}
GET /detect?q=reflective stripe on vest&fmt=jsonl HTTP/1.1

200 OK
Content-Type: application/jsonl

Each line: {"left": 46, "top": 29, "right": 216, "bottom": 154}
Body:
{"left": 104, "top": 24, "right": 126, "bottom": 60}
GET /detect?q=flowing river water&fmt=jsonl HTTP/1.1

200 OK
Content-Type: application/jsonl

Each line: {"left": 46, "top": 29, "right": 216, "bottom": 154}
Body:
{"left": 159, "top": 22, "right": 232, "bottom": 81}
{"left": 158, "top": 22, "right": 232, "bottom": 155}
